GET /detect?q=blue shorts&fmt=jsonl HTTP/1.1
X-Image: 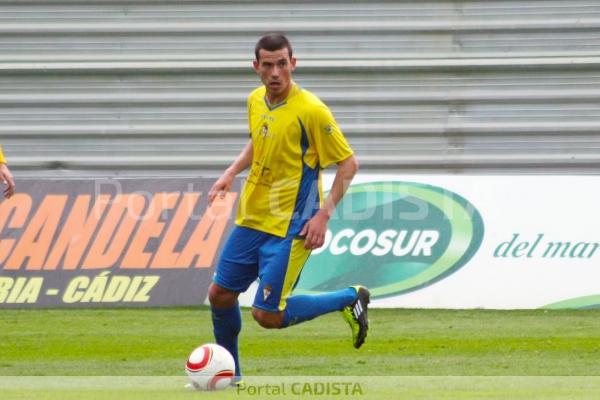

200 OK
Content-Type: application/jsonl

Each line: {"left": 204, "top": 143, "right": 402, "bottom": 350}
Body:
{"left": 213, "top": 226, "right": 311, "bottom": 312}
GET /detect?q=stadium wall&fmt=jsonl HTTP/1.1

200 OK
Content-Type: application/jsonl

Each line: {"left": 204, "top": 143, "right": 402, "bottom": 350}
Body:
{"left": 2, "top": 0, "right": 600, "bottom": 175}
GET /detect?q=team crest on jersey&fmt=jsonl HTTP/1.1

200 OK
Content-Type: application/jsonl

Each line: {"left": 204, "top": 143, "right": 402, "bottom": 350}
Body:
{"left": 263, "top": 284, "right": 272, "bottom": 301}
{"left": 261, "top": 123, "right": 270, "bottom": 138}
{"left": 324, "top": 124, "right": 334, "bottom": 135}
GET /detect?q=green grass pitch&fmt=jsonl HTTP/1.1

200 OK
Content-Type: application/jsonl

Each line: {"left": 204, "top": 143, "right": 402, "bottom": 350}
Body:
{"left": 2, "top": 307, "right": 600, "bottom": 399}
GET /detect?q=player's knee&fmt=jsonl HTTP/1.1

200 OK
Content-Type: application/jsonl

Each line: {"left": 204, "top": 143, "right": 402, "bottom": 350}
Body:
{"left": 208, "top": 283, "right": 237, "bottom": 308}
{"left": 252, "top": 308, "right": 283, "bottom": 329}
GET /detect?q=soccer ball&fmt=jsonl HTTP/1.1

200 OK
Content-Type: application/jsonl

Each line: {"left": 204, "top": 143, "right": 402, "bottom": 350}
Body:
{"left": 185, "top": 343, "right": 236, "bottom": 391}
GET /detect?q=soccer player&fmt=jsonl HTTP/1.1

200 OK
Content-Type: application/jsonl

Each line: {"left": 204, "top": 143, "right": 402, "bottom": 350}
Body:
{"left": 0, "top": 145, "right": 15, "bottom": 199}
{"left": 207, "top": 33, "right": 370, "bottom": 382}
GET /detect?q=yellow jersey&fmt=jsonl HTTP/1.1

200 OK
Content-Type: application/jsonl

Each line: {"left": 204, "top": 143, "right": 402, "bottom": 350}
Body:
{"left": 236, "top": 84, "right": 353, "bottom": 237}
{"left": 0, "top": 145, "right": 5, "bottom": 163}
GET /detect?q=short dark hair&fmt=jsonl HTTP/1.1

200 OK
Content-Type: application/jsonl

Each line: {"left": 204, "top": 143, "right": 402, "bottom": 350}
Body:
{"left": 254, "top": 33, "right": 293, "bottom": 61}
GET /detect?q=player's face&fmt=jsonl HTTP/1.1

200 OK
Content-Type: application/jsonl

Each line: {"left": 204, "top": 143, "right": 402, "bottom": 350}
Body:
{"left": 253, "top": 48, "right": 296, "bottom": 104}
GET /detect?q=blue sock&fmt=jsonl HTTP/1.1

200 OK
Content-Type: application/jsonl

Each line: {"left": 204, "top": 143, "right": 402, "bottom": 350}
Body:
{"left": 281, "top": 287, "right": 357, "bottom": 327}
{"left": 211, "top": 303, "right": 242, "bottom": 378}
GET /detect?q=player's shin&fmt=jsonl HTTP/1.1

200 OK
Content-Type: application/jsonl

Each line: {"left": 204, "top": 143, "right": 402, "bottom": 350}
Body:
{"left": 211, "top": 302, "right": 242, "bottom": 378}
{"left": 281, "top": 287, "right": 357, "bottom": 327}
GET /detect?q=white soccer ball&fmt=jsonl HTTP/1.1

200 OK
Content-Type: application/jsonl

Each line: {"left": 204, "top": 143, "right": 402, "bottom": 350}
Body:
{"left": 185, "top": 343, "right": 236, "bottom": 391}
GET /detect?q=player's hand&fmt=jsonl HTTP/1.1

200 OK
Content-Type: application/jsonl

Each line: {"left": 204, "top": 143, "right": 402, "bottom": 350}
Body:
{"left": 208, "top": 173, "right": 234, "bottom": 206}
{"left": 0, "top": 163, "right": 15, "bottom": 199}
{"left": 300, "top": 210, "right": 330, "bottom": 250}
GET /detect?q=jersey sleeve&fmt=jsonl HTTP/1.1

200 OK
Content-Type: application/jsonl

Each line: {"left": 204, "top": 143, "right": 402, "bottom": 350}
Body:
{"left": 0, "top": 145, "right": 5, "bottom": 163}
{"left": 308, "top": 105, "right": 353, "bottom": 168}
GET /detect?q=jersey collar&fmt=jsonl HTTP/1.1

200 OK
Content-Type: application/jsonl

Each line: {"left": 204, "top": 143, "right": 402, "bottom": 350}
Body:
{"left": 264, "top": 83, "right": 299, "bottom": 111}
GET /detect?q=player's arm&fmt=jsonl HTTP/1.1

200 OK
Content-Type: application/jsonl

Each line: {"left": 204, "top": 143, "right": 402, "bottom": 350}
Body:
{"left": 208, "top": 140, "right": 253, "bottom": 205}
{"left": 301, "top": 154, "right": 358, "bottom": 249}
{"left": 0, "top": 146, "right": 15, "bottom": 199}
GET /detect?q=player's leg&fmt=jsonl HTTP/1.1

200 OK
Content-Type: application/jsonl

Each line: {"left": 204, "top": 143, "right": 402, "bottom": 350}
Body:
{"left": 210, "top": 226, "right": 262, "bottom": 380}
{"left": 283, "top": 285, "right": 369, "bottom": 350}
{"left": 251, "top": 235, "right": 369, "bottom": 348}
{"left": 252, "top": 237, "right": 358, "bottom": 323}
{"left": 207, "top": 283, "right": 243, "bottom": 379}
{"left": 250, "top": 307, "right": 284, "bottom": 328}
{"left": 251, "top": 285, "right": 359, "bottom": 328}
